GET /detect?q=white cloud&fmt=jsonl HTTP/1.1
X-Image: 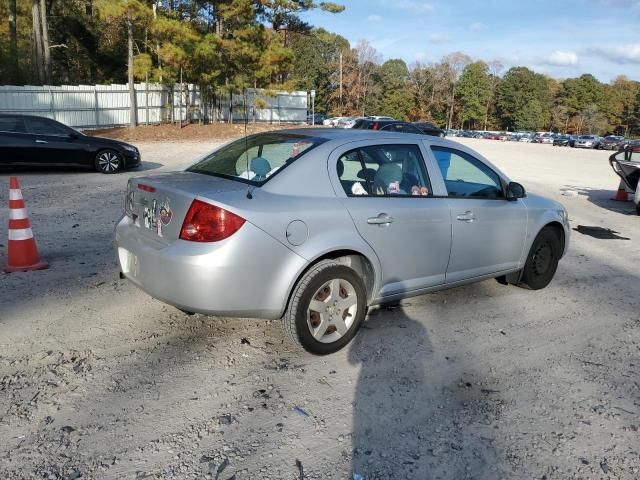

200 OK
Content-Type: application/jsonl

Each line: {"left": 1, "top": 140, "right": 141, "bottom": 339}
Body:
{"left": 383, "top": 0, "right": 433, "bottom": 13}
{"left": 588, "top": 44, "right": 640, "bottom": 64}
{"left": 367, "top": 14, "right": 382, "bottom": 23}
{"left": 415, "top": 51, "right": 427, "bottom": 61}
{"left": 428, "top": 33, "right": 451, "bottom": 45}
{"left": 469, "top": 22, "right": 486, "bottom": 32}
{"left": 545, "top": 50, "right": 579, "bottom": 66}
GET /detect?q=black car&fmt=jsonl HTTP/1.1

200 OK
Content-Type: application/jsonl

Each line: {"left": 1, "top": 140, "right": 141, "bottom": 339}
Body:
{"left": 352, "top": 119, "right": 438, "bottom": 135}
{"left": 553, "top": 134, "right": 571, "bottom": 146}
{"left": 0, "top": 114, "right": 141, "bottom": 173}
{"left": 411, "top": 122, "right": 446, "bottom": 137}
{"left": 307, "top": 113, "right": 326, "bottom": 125}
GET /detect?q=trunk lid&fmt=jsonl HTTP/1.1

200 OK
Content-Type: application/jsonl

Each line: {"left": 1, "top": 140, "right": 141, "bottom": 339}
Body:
{"left": 125, "top": 172, "right": 246, "bottom": 244}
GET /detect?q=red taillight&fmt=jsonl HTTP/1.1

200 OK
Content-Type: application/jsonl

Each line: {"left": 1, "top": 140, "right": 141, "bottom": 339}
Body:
{"left": 179, "top": 200, "right": 245, "bottom": 242}
{"left": 137, "top": 183, "right": 156, "bottom": 193}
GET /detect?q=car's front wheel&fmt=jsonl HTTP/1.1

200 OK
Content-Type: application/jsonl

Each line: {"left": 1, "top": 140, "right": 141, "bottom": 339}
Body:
{"left": 283, "top": 260, "right": 367, "bottom": 355}
{"left": 519, "top": 227, "right": 561, "bottom": 290}
{"left": 95, "top": 149, "right": 123, "bottom": 174}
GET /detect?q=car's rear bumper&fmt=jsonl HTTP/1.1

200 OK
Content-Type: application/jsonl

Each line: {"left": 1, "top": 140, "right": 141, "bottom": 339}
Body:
{"left": 114, "top": 216, "right": 307, "bottom": 319}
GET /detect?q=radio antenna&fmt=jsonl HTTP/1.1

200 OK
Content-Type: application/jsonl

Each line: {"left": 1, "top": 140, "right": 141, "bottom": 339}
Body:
{"left": 243, "top": 88, "right": 252, "bottom": 199}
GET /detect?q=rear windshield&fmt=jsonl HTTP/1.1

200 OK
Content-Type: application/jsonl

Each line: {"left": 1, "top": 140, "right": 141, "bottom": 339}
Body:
{"left": 187, "top": 133, "right": 327, "bottom": 185}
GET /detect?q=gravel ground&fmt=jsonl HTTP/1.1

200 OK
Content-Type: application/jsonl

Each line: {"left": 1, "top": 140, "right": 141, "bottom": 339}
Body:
{"left": 0, "top": 137, "right": 638, "bottom": 480}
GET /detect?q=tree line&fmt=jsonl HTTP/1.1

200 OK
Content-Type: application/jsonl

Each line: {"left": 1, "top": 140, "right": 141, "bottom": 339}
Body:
{"left": 1, "top": 0, "right": 638, "bottom": 135}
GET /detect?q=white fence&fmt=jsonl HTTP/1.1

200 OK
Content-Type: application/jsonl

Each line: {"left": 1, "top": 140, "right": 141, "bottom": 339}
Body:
{"left": 0, "top": 84, "right": 309, "bottom": 129}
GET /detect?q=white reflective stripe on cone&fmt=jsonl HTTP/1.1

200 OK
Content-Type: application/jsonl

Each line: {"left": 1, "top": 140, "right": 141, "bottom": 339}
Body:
{"left": 8, "top": 228, "right": 34, "bottom": 241}
{"left": 9, "top": 189, "right": 23, "bottom": 200}
{"left": 9, "top": 208, "right": 28, "bottom": 220}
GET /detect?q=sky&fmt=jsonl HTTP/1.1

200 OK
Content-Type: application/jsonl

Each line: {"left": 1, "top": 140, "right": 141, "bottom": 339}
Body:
{"left": 299, "top": 0, "right": 640, "bottom": 83}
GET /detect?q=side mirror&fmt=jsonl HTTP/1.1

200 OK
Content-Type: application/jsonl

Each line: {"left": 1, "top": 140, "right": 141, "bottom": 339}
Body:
{"left": 68, "top": 132, "right": 78, "bottom": 140}
{"left": 506, "top": 181, "right": 526, "bottom": 201}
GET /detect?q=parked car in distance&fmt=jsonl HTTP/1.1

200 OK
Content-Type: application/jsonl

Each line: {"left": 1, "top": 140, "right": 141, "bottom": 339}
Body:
{"left": 115, "top": 128, "right": 570, "bottom": 354}
{"left": 599, "top": 135, "right": 625, "bottom": 150}
{"left": 0, "top": 114, "right": 141, "bottom": 173}
{"left": 323, "top": 117, "right": 341, "bottom": 127}
{"left": 338, "top": 116, "right": 366, "bottom": 129}
{"left": 574, "top": 135, "right": 601, "bottom": 149}
{"left": 352, "top": 119, "right": 441, "bottom": 136}
{"left": 411, "top": 122, "right": 446, "bottom": 137}
{"left": 553, "top": 134, "right": 572, "bottom": 147}
{"left": 518, "top": 134, "right": 533, "bottom": 143}
{"left": 533, "top": 133, "right": 554, "bottom": 144}
{"left": 366, "top": 116, "right": 395, "bottom": 121}
{"left": 307, "top": 113, "right": 326, "bottom": 125}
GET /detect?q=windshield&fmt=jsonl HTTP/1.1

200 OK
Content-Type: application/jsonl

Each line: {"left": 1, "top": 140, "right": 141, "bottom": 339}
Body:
{"left": 187, "top": 133, "right": 327, "bottom": 185}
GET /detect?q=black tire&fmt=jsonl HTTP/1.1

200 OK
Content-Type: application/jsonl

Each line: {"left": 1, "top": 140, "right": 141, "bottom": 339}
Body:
{"left": 635, "top": 203, "right": 640, "bottom": 216}
{"left": 95, "top": 149, "right": 123, "bottom": 174}
{"left": 283, "top": 260, "right": 367, "bottom": 355}
{"left": 519, "top": 227, "right": 561, "bottom": 290}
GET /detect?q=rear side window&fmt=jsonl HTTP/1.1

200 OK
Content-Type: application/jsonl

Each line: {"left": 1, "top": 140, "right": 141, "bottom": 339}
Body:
{"left": 28, "top": 117, "right": 70, "bottom": 136}
{"left": 187, "top": 133, "right": 327, "bottom": 185}
{"left": 0, "top": 117, "right": 26, "bottom": 133}
{"left": 431, "top": 146, "right": 503, "bottom": 198}
{"left": 337, "top": 144, "right": 432, "bottom": 197}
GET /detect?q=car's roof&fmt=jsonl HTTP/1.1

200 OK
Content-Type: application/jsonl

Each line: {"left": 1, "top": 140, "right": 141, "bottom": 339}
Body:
{"left": 0, "top": 113, "right": 54, "bottom": 120}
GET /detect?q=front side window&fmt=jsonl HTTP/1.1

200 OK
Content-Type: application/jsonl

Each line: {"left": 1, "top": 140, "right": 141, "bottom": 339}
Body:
{"left": 28, "top": 117, "right": 70, "bottom": 136}
{"left": 337, "top": 144, "right": 431, "bottom": 197}
{"left": 0, "top": 117, "right": 26, "bottom": 133}
{"left": 431, "top": 146, "right": 503, "bottom": 198}
{"left": 188, "top": 133, "right": 326, "bottom": 185}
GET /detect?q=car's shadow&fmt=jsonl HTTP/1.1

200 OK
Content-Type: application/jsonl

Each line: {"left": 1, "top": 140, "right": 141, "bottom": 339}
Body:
{"left": 0, "top": 162, "right": 163, "bottom": 175}
{"left": 561, "top": 185, "right": 637, "bottom": 215}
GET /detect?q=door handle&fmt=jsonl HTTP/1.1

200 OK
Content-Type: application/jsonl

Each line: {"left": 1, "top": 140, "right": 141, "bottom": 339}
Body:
{"left": 367, "top": 213, "right": 394, "bottom": 225}
{"left": 35, "top": 139, "right": 48, "bottom": 144}
{"left": 456, "top": 211, "right": 475, "bottom": 222}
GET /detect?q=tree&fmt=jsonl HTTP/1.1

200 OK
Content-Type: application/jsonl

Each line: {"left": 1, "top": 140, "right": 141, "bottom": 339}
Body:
{"left": 288, "top": 28, "right": 349, "bottom": 114}
{"left": 340, "top": 40, "right": 380, "bottom": 116}
{"left": 455, "top": 61, "right": 491, "bottom": 129}
{"left": 379, "top": 59, "right": 411, "bottom": 120}
{"left": 8, "top": 0, "right": 18, "bottom": 82}
{"left": 497, "top": 67, "right": 551, "bottom": 131}
{"left": 550, "top": 105, "right": 570, "bottom": 132}
{"left": 441, "top": 52, "right": 471, "bottom": 129}
{"left": 95, "top": 0, "right": 152, "bottom": 126}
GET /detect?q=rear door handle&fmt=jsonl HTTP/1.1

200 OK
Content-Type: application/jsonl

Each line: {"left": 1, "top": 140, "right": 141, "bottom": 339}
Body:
{"left": 35, "top": 139, "right": 48, "bottom": 144}
{"left": 367, "top": 213, "right": 394, "bottom": 225}
{"left": 456, "top": 211, "right": 475, "bottom": 222}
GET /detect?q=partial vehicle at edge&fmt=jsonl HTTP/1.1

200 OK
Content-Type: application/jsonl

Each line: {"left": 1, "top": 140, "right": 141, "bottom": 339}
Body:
{"left": 0, "top": 114, "right": 141, "bottom": 173}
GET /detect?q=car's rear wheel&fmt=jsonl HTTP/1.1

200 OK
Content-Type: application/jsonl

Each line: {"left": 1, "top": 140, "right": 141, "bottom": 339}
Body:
{"left": 95, "top": 149, "right": 123, "bottom": 174}
{"left": 519, "top": 227, "right": 561, "bottom": 290}
{"left": 283, "top": 260, "right": 367, "bottom": 355}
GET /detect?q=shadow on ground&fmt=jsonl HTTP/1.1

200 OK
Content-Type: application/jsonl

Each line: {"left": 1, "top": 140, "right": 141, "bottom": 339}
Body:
{"left": 561, "top": 185, "right": 637, "bottom": 216}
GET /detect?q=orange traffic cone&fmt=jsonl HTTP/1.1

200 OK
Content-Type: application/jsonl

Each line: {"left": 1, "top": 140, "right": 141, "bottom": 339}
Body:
{"left": 612, "top": 179, "right": 630, "bottom": 202}
{"left": 4, "top": 177, "right": 48, "bottom": 272}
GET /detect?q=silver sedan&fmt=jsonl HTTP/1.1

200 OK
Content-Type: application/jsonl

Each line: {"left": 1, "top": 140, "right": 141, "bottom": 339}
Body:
{"left": 115, "top": 129, "right": 570, "bottom": 354}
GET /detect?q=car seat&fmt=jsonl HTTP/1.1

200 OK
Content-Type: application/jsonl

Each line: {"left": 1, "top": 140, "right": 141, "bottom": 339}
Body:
{"left": 401, "top": 155, "right": 421, "bottom": 193}
{"left": 373, "top": 163, "right": 405, "bottom": 195}
{"left": 250, "top": 157, "right": 271, "bottom": 181}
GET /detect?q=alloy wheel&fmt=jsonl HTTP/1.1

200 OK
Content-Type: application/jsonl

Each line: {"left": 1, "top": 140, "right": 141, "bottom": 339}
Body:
{"left": 307, "top": 278, "right": 358, "bottom": 344}
{"left": 97, "top": 151, "right": 121, "bottom": 173}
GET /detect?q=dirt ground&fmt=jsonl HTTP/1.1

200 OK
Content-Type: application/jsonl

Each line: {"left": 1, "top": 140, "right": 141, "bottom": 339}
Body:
{"left": 0, "top": 134, "right": 639, "bottom": 480}
{"left": 86, "top": 122, "right": 310, "bottom": 143}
